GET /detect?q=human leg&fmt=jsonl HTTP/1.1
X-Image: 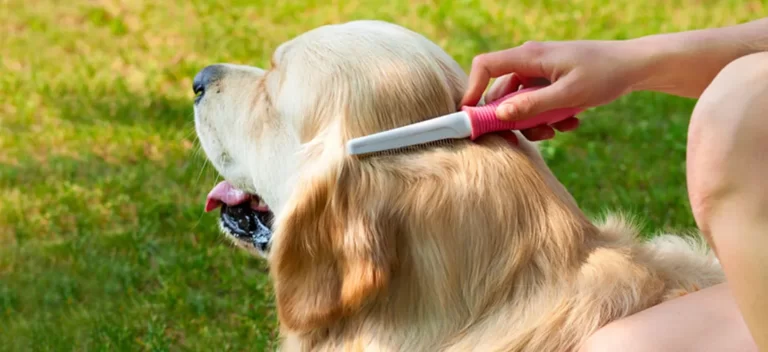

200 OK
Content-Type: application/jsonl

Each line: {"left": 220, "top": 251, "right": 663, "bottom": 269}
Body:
{"left": 686, "top": 51, "right": 768, "bottom": 350}
{"left": 578, "top": 283, "right": 756, "bottom": 352}
{"left": 581, "top": 51, "right": 768, "bottom": 352}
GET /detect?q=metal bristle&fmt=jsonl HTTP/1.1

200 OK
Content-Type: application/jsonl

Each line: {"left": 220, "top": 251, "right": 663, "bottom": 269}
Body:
{"left": 350, "top": 139, "right": 455, "bottom": 159}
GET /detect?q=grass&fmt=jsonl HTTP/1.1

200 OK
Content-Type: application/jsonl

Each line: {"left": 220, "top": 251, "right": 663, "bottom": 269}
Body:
{"left": 0, "top": 0, "right": 764, "bottom": 350}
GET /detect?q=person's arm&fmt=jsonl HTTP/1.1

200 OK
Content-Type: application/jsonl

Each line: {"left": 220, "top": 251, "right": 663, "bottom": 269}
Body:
{"left": 629, "top": 17, "right": 768, "bottom": 98}
{"left": 461, "top": 17, "right": 768, "bottom": 127}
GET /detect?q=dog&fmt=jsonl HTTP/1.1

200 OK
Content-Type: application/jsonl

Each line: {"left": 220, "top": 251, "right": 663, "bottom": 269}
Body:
{"left": 193, "top": 20, "right": 725, "bottom": 352}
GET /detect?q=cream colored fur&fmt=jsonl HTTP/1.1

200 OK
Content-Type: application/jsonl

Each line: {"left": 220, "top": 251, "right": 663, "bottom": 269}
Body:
{"left": 193, "top": 20, "right": 725, "bottom": 352}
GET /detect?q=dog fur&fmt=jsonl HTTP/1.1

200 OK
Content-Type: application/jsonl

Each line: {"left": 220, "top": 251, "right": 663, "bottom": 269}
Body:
{"left": 193, "top": 20, "right": 725, "bottom": 352}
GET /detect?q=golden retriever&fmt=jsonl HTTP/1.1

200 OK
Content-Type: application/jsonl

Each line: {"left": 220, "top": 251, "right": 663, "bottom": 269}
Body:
{"left": 193, "top": 20, "right": 725, "bottom": 352}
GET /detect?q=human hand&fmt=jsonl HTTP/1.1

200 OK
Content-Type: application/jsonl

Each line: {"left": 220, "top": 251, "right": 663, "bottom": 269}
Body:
{"left": 461, "top": 40, "right": 646, "bottom": 140}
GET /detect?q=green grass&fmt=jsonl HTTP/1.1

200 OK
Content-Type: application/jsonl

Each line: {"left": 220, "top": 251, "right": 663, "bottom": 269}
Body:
{"left": 0, "top": 0, "right": 764, "bottom": 350}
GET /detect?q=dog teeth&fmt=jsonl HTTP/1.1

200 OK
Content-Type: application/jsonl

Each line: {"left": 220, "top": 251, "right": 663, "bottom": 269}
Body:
{"left": 251, "top": 197, "right": 269, "bottom": 210}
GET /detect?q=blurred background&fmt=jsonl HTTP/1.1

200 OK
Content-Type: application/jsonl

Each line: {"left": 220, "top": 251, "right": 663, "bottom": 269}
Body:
{"left": 0, "top": 0, "right": 764, "bottom": 350}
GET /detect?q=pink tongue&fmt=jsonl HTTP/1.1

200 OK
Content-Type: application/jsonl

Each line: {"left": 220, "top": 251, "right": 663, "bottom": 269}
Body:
{"left": 205, "top": 181, "right": 251, "bottom": 212}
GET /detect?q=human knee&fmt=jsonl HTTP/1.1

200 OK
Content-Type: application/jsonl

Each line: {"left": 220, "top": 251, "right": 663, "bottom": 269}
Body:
{"left": 723, "top": 51, "right": 768, "bottom": 71}
{"left": 690, "top": 51, "right": 768, "bottom": 149}
{"left": 694, "top": 51, "right": 768, "bottom": 121}
{"left": 728, "top": 51, "right": 768, "bottom": 71}
{"left": 717, "top": 51, "right": 768, "bottom": 88}
{"left": 688, "top": 51, "right": 768, "bottom": 240}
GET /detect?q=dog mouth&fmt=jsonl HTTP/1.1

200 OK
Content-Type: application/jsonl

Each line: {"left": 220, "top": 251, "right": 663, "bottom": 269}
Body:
{"left": 205, "top": 181, "right": 273, "bottom": 255}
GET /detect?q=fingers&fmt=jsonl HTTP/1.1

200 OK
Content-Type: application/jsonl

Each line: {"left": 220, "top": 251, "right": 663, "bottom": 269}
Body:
{"left": 519, "top": 117, "right": 580, "bottom": 141}
{"left": 521, "top": 125, "right": 555, "bottom": 141}
{"left": 495, "top": 75, "right": 579, "bottom": 121}
{"left": 485, "top": 74, "right": 523, "bottom": 102}
{"left": 461, "top": 44, "right": 548, "bottom": 107}
{"left": 486, "top": 74, "right": 553, "bottom": 104}
{"left": 551, "top": 117, "right": 580, "bottom": 132}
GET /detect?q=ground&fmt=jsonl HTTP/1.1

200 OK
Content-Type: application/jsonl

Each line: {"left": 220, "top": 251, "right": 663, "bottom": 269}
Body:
{"left": 0, "top": 0, "right": 763, "bottom": 350}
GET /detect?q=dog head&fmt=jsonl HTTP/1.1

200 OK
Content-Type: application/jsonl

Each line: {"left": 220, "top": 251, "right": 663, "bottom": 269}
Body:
{"left": 194, "top": 20, "right": 590, "bottom": 336}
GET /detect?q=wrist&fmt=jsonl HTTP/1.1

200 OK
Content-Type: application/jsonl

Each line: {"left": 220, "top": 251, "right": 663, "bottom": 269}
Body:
{"left": 623, "top": 31, "right": 719, "bottom": 98}
{"left": 614, "top": 37, "right": 677, "bottom": 95}
{"left": 625, "top": 18, "right": 768, "bottom": 98}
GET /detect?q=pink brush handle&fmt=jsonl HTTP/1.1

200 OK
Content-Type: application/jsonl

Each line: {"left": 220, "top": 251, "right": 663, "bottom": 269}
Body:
{"left": 461, "top": 86, "right": 584, "bottom": 140}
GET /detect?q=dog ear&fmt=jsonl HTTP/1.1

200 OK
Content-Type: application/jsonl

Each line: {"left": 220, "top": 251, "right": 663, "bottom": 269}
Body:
{"left": 269, "top": 162, "right": 397, "bottom": 332}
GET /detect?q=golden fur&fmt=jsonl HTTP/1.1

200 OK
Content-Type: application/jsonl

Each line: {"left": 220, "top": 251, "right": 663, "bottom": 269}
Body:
{"left": 193, "top": 20, "right": 725, "bottom": 351}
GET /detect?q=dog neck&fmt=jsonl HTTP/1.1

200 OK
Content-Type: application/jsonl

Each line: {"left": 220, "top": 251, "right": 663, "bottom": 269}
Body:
{"left": 278, "top": 134, "right": 606, "bottom": 351}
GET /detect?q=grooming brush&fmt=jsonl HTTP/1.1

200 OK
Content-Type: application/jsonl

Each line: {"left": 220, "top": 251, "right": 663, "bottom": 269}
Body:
{"left": 346, "top": 86, "right": 585, "bottom": 156}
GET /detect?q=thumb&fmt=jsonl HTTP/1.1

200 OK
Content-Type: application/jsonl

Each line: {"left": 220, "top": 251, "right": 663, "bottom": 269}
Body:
{"left": 495, "top": 77, "right": 578, "bottom": 121}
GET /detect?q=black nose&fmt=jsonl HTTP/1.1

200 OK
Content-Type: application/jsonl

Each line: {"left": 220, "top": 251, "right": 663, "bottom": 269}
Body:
{"left": 192, "top": 64, "right": 224, "bottom": 98}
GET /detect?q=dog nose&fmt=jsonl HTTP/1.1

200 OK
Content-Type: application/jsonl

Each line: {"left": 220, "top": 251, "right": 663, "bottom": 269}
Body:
{"left": 193, "top": 64, "right": 224, "bottom": 96}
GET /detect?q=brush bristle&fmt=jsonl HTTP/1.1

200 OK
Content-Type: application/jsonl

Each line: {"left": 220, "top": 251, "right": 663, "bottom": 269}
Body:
{"left": 350, "top": 139, "right": 456, "bottom": 159}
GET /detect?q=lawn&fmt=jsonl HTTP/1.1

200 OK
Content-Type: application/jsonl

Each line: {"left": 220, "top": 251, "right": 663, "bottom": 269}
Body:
{"left": 0, "top": 0, "right": 764, "bottom": 350}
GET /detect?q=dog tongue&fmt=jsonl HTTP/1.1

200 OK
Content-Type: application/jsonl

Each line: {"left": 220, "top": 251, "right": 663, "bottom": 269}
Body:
{"left": 205, "top": 181, "right": 251, "bottom": 212}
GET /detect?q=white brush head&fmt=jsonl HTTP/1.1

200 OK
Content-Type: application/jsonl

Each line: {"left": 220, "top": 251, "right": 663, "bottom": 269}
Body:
{"left": 346, "top": 111, "right": 472, "bottom": 156}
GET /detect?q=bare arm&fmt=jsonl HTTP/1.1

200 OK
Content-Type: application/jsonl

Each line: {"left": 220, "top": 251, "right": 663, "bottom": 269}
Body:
{"left": 630, "top": 17, "right": 768, "bottom": 98}
{"left": 462, "top": 17, "right": 768, "bottom": 127}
